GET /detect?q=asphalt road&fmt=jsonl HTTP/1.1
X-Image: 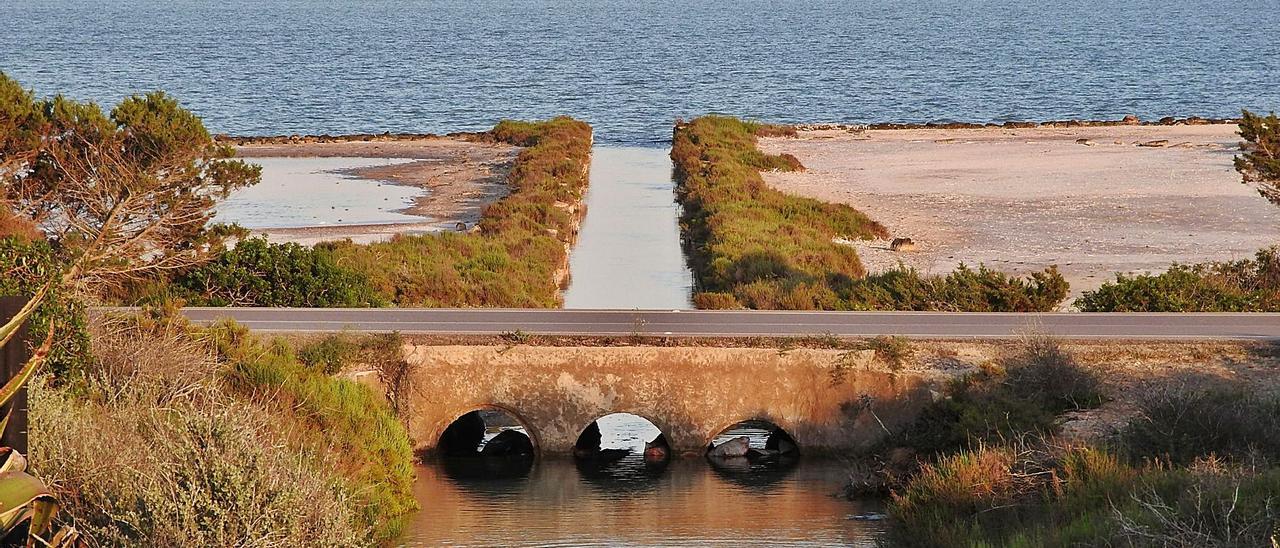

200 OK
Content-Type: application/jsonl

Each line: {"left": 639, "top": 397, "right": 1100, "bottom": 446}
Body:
{"left": 142, "top": 308, "right": 1280, "bottom": 340}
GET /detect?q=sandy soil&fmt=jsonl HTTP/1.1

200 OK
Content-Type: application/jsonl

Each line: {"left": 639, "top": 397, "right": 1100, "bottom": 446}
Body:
{"left": 759, "top": 125, "right": 1280, "bottom": 305}
{"left": 235, "top": 138, "right": 518, "bottom": 244}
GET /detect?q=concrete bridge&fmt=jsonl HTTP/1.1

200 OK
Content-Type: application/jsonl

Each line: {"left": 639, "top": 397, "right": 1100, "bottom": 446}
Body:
{"left": 387, "top": 344, "right": 947, "bottom": 456}
{"left": 144, "top": 307, "right": 1280, "bottom": 455}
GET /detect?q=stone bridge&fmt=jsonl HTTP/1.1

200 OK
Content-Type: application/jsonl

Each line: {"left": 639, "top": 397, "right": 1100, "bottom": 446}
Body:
{"left": 387, "top": 344, "right": 951, "bottom": 456}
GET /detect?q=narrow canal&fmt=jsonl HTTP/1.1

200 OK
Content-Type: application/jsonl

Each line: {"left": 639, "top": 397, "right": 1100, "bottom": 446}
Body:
{"left": 562, "top": 147, "right": 694, "bottom": 309}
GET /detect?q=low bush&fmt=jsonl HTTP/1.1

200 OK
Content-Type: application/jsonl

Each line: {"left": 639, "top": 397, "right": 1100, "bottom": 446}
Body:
{"left": 1078, "top": 246, "right": 1280, "bottom": 312}
{"left": 297, "top": 332, "right": 361, "bottom": 375}
{"left": 0, "top": 237, "right": 93, "bottom": 381}
{"left": 672, "top": 116, "right": 1068, "bottom": 311}
{"left": 884, "top": 438, "right": 1280, "bottom": 547}
{"left": 172, "top": 238, "right": 384, "bottom": 307}
{"left": 1119, "top": 384, "right": 1280, "bottom": 465}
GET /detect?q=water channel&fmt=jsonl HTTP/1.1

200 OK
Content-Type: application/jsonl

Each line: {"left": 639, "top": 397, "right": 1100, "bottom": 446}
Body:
{"left": 562, "top": 147, "right": 694, "bottom": 310}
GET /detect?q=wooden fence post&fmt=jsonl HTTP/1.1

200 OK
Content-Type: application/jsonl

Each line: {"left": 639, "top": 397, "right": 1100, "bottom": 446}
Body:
{"left": 0, "top": 296, "right": 30, "bottom": 454}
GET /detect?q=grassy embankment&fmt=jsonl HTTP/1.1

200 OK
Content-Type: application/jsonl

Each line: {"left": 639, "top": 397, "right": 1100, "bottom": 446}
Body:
{"left": 671, "top": 116, "right": 1068, "bottom": 311}
{"left": 860, "top": 335, "right": 1280, "bottom": 546}
{"left": 29, "top": 311, "right": 417, "bottom": 545}
{"left": 317, "top": 117, "right": 592, "bottom": 307}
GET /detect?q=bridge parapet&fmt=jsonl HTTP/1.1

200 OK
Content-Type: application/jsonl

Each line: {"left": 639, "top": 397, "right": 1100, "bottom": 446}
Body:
{"left": 398, "top": 345, "right": 952, "bottom": 456}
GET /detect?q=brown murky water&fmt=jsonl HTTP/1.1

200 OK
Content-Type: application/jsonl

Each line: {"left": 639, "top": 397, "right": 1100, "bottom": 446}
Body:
{"left": 396, "top": 415, "right": 884, "bottom": 547}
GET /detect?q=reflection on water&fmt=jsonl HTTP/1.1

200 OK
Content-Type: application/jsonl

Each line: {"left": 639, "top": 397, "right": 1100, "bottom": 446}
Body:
{"left": 215, "top": 157, "right": 423, "bottom": 228}
{"left": 563, "top": 147, "right": 693, "bottom": 310}
{"left": 401, "top": 413, "right": 882, "bottom": 547}
{"left": 401, "top": 459, "right": 882, "bottom": 547}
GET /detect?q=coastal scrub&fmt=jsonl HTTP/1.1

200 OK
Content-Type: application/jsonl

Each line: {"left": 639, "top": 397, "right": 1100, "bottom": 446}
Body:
{"left": 30, "top": 314, "right": 417, "bottom": 545}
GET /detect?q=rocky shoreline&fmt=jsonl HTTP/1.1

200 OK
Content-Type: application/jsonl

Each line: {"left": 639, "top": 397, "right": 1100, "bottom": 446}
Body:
{"left": 794, "top": 115, "right": 1237, "bottom": 132}
{"left": 216, "top": 131, "right": 485, "bottom": 145}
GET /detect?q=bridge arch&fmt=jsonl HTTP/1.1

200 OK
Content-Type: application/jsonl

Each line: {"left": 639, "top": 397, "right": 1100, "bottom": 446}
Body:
{"left": 435, "top": 404, "right": 540, "bottom": 457}
{"left": 573, "top": 412, "right": 672, "bottom": 463}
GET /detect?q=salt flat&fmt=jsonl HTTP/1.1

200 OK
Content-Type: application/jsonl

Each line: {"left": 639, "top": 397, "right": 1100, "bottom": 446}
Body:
{"left": 759, "top": 124, "right": 1280, "bottom": 304}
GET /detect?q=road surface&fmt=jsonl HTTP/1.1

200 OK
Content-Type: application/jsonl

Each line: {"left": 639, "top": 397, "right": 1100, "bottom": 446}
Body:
{"left": 130, "top": 308, "right": 1280, "bottom": 340}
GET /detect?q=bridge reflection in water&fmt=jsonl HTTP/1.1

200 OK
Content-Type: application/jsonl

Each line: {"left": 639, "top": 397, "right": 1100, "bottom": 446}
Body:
{"left": 401, "top": 412, "right": 884, "bottom": 547}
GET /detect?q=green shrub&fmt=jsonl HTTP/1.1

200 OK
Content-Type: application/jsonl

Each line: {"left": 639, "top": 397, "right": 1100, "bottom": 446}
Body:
{"left": 891, "top": 335, "right": 1102, "bottom": 456}
{"left": 672, "top": 116, "right": 1068, "bottom": 312}
{"left": 0, "top": 237, "right": 92, "bottom": 381}
{"left": 204, "top": 320, "right": 416, "bottom": 539}
{"left": 29, "top": 318, "right": 370, "bottom": 546}
{"left": 884, "top": 439, "right": 1280, "bottom": 548}
{"left": 172, "top": 238, "right": 384, "bottom": 307}
{"left": 1079, "top": 246, "right": 1280, "bottom": 311}
{"left": 1235, "top": 109, "right": 1280, "bottom": 205}
{"left": 330, "top": 117, "right": 592, "bottom": 307}
{"left": 298, "top": 333, "right": 361, "bottom": 375}
{"left": 841, "top": 264, "right": 1069, "bottom": 312}
{"left": 691, "top": 291, "right": 742, "bottom": 309}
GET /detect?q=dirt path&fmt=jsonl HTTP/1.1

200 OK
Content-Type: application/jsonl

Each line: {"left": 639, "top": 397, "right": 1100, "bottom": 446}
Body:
{"left": 759, "top": 125, "right": 1280, "bottom": 306}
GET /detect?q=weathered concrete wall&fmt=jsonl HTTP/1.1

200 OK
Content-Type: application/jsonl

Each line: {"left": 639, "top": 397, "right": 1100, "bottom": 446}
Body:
{"left": 398, "top": 345, "right": 952, "bottom": 456}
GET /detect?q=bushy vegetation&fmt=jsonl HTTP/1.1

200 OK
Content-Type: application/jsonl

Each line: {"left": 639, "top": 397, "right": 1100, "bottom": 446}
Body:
{"left": 166, "top": 238, "right": 384, "bottom": 307}
{"left": 0, "top": 237, "right": 92, "bottom": 380}
{"left": 1079, "top": 246, "right": 1280, "bottom": 311}
{"left": 28, "top": 314, "right": 417, "bottom": 544}
{"left": 1235, "top": 109, "right": 1280, "bottom": 205}
{"left": 205, "top": 320, "right": 417, "bottom": 538}
{"left": 884, "top": 438, "right": 1280, "bottom": 547}
{"left": 672, "top": 116, "right": 1068, "bottom": 311}
{"left": 890, "top": 335, "right": 1104, "bottom": 456}
{"left": 881, "top": 343, "right": 1280, "bottom": 547}
{"left": 316, "top": 117, "right": 592, "bottom": 307}
{"left": 1120, "top": 383, "right": 1280, "bottom": 465}
{"left": 883, "top": 383, "right": 1280, "bottom": 547}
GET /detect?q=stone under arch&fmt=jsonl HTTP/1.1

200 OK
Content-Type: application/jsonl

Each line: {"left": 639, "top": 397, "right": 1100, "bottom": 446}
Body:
{"left": 705, "top": 418, "right": 801, "bottom": 461}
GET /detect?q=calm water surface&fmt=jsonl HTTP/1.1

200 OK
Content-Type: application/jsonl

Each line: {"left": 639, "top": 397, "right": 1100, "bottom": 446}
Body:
{"left": 401, "top": 414, "right": 882, "bottom": 546}
{"left": 401, "top": 458, "right": 881, "bottom": 547}
{"left": 563, "top": 147, "right": 693, "bottom": 309}
{"left": 4, "top": 0, "right": 1277, "bottom": 145}
{"left": 214, "top": 157, "right": 423, "bottom": 228}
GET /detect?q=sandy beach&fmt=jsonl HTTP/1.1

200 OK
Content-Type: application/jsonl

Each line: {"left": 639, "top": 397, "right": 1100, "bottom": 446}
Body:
{"left": 234, "top": 138, "right": 518, "bottom": 244}
{"left": 759, "top": 124, "right": 1280, "bottom": 305}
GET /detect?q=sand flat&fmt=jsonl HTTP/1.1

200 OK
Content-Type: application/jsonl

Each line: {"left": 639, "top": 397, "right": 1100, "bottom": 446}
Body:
{"left": 759, "top": 125, "right": 1280, "bottom": 303}
{"left": 232, "top": 138, "right": 518, "bottom": 245}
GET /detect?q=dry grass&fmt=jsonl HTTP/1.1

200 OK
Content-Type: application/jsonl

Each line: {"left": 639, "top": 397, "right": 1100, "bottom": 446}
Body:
{"left": 28, "top": 316, "right": 370, "bottom": 547}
